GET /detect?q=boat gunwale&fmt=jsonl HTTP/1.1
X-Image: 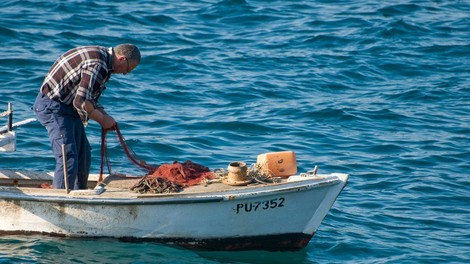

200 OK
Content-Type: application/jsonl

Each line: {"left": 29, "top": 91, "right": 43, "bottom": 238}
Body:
{"left": 0, "top": 175, "right": 345, "bottom": 205}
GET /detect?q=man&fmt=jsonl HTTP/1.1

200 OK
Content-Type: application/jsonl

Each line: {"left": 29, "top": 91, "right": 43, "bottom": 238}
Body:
{"left": 33, "top": 44, "right": 141, "bottom": 190}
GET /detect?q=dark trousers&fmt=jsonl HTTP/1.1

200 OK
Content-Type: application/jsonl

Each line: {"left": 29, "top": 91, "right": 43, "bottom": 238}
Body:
{"left": 33, "top": 93, "right": 91, "bottom": 189}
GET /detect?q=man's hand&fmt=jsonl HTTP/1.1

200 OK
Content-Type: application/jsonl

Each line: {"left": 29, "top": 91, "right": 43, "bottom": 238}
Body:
{"left": 101, "top": 114, "right": 117, "bottom": 130}
{"left": 89, "top": 109, "right": 116, "bottom": 130}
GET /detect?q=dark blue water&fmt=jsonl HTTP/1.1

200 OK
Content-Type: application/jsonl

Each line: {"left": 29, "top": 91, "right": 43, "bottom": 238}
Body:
{"left": 1, "top": 0, "right": 469, "bottom": 263}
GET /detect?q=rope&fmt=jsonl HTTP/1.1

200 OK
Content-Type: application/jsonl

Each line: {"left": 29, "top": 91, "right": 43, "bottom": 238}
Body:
{"left": 210, "top": 164, "right": 280, "bottom": 185}
{"left": 130, "top": 177, "right": 183, "bottom": 194}
{"left": 114, "top": 125, "right": 157, "bottom": 172}
{"left": 98, "top": 124, "right": 157, "bottom": 183}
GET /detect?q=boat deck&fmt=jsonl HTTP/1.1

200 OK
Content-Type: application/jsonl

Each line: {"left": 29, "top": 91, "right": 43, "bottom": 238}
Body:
{"left": 0, "top": 169, "right": 304, "bottom": 199}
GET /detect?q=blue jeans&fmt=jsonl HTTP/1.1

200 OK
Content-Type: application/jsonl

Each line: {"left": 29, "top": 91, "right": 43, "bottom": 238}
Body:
{"left": 33, "top": 93, "right": 91, "bottom": 189}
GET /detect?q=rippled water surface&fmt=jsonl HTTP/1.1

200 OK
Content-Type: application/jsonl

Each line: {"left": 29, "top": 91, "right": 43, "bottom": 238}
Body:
{"left": 1, "top": 0, "right": 469, "bottom": 263}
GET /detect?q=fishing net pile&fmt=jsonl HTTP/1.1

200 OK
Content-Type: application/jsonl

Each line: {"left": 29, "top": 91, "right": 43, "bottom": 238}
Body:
{"left": 131, "top": 160, "right": 215, "bottom": 194}
{"left": 100, "top": 125, "right": 214, "bottom": 194}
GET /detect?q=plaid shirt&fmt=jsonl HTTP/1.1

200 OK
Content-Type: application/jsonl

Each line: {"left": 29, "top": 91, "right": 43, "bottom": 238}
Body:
{"left": 40, "top": 46, "right": 113, "bottom": 125}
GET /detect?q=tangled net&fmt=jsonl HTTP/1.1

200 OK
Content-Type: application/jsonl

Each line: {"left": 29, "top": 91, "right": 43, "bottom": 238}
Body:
{"left": 100, "top": 125, "right": 215, "bottom": 194}
{"left": 130, "top": 160, "right": 215, "bottom": 194}
{"left": 151, "top": 160, "right": 214, "bottom": 186}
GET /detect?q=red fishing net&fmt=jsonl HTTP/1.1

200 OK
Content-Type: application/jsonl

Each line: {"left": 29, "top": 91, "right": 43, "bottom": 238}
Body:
{"left": 100, "top": 124, "right": 214, "bottom": 191}
{"left": 150, "top": 160, "right": 214, "bottom": 186}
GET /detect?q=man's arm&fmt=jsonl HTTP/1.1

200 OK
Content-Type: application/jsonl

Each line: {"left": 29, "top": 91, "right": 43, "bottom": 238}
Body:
{"left": 84, "top": 101, "right": 116, "bottom": 130}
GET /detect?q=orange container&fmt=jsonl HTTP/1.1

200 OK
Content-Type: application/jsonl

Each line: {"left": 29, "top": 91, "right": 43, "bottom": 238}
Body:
{"left": 256, "top": 151, "right": 297, "bottom": 177}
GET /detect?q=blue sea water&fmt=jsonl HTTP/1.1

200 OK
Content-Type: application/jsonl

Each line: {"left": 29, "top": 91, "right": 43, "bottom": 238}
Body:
{"left": 0, "top": 0, "right": 469, "bottom": 263}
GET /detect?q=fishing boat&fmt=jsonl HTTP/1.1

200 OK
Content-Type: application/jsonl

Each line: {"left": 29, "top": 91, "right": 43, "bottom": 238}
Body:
{"left": 0, "top": 104, "right": 348, "bottom": 251}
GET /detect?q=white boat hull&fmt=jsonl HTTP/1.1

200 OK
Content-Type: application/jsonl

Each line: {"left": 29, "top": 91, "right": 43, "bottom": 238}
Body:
{"left": 0, "top": 172, "right": 348, "bottom": 251}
